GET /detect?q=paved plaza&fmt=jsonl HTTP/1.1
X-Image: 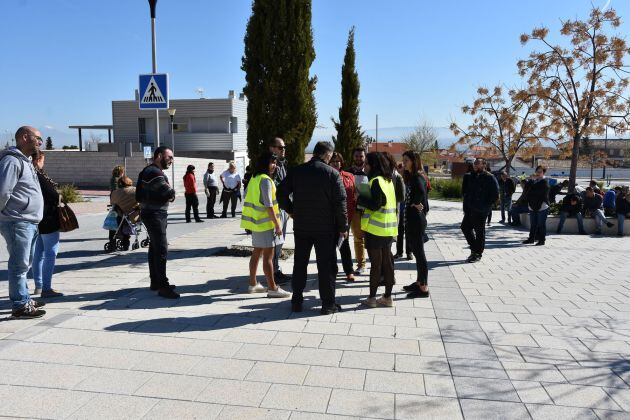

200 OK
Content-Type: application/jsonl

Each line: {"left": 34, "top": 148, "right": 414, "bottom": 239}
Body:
{"left": 0, "top": 200, "right": 629, "bottom": 419}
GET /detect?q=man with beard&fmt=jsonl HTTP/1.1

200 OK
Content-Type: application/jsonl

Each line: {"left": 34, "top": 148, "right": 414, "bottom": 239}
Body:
{"left": 136, "top": 146, "right": 178, "bottom": 298}
{"left": 461, "top": 158, "right": 499, "bottom": 263}
{"left": 347, "top": 147, "right": 369, "bottom": 274}
{"left": 269, "top": 137, "right": 291, "bottom": 283}
{"left": 203, "top": 162, "right": 219, "bottom": 218}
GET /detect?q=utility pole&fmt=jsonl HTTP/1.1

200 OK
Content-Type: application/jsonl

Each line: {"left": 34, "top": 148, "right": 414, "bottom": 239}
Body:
{"left": 602, "top": 125, "right": 608, "bottom": 179}
{"left": 148, "top": 0, "right": 160, "bottom": 147}
{"left": 375, "top": 114, "right": 379, "bottom": 152}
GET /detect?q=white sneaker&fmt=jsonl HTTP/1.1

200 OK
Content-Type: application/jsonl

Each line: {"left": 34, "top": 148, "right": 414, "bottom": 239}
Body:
{"left": 267, "top": 286, "right": 291, "bottom": 298}
{"left": 248, "top": 283, "right": 267, "bottom": 294}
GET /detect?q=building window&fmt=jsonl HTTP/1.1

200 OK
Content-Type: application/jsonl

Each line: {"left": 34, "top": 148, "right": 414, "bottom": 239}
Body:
{"left": 230, "top": 117, "right": 238, "bottom": 134}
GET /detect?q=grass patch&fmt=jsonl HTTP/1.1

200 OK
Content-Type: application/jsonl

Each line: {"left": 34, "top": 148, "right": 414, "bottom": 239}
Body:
{"left": 429, "top": 177, "right": 463, "bottom": 202}
{"left": 58, "top": 184, "right": 85, "bottom": 203}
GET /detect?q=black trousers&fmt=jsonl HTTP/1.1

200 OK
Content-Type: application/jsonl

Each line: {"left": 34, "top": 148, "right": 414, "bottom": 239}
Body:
{"left": 221, "top": 190, "right": 238, "bottom": 217}
{"left": 461, "top": 210, "right": 487, "bottom": 255}
{"left": 185, "top": 193, "right": 200, "bottom": 222}
{"left": 408, "top": 213, "right": 428, "bottom": 286}
{"left": 142, "top": 210, "right": 169, "bottom": 289}
{"left": 338, "top": 237, "right": 353, "bottom": 275}
{"left": 292, "top": 232, "right": 337, "bottom": 307}
{"left": 396, "top": 205, "right": 408, "bottom": 256}
{"left": 206, "top": 187, "right": 218, "bottom": 218}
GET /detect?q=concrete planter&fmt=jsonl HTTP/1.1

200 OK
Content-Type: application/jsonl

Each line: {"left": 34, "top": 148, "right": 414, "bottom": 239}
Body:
{"left": 522, "top": 214, "right": 629, "bottom": 236}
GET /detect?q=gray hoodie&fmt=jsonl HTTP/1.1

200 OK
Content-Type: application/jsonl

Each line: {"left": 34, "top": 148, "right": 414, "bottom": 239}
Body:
{"left": 0, "top": 147, "right": 44, "bottom": 223}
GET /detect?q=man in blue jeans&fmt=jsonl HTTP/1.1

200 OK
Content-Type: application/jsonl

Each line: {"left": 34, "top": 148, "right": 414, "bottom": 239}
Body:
{"left": 0, "top": 126, "right": 46, "bottom": 318}
{"left": 556, "top": 193, "right": 586, "bottom": 234}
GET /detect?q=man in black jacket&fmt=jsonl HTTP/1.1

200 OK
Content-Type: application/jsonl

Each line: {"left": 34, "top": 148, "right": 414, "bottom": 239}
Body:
{"left": 278, "top": 141, "right": 348, "bottom": 314}
{"left": 557, "top": 193, "right": 585, "bottom": 234}
{"left": 498, "top": 171, "right": 516, "bottom": 223}
{"left": 269, "top": 137, "right": 291, "bottom": 284}
{"left": 461, "top": 158, "right": 499, "bottom": 263}
{"left": 136, "top": 146, "right": 178, "bottom": 299}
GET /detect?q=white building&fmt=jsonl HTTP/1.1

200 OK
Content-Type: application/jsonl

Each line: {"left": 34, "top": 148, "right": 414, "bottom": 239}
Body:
{"left": 111, "top": 91, "right": 248, "bottom": 164}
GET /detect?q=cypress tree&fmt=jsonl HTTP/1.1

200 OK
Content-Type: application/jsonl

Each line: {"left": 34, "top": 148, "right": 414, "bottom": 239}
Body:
{"left": 332, "top": 26, "right": 363, "bottom": 165}
{"left": 45, "top": 137, "right": 53, "bottom": 150}
{"left": 242, "top": 0, "right": 317, "bottom": 167}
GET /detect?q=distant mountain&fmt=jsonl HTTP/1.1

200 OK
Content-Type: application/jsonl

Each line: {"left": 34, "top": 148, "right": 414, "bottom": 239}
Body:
{"left": 308, "top": 126, "right": 458, "bottom": 151}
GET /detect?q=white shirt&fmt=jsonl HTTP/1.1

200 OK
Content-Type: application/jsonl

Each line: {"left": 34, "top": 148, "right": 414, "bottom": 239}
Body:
{"left": 221, "top": 170, "right": 241, "bottom": 189}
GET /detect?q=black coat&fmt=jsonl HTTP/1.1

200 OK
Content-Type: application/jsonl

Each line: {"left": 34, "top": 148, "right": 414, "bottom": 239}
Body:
{"left": 462, "top": 171, "right": 499, "bottom": 214}
{"left": 405, "top": 173, "right": 428, "bottom": 239}
{"left": 560, "top": 193, "right": 583, "bottom": 215}
{"left": 526, "top": 178, "right": 550, "bottom": 211}
{"left": 616, "top": 194, "right": 630, "bottom": 216}
{"left": 278, "top": 157, "right": 347, "bottom": 235}
{"left": 37, "top": 172, "right": 60, "bottom": 234}
{"left": 499, "top": 177, "right": 516, "bottom": 197}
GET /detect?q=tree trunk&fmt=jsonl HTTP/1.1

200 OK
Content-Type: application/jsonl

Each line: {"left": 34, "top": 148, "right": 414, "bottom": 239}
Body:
{"left": 568, "top": 134, "right": 581, "bottom": 193}
{"left": 504, "top": 157, "right": 512, "bottom": 176}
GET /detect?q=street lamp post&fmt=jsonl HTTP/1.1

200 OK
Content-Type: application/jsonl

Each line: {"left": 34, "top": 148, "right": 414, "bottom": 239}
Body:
{"left": 148, "top": 0, "right": 160, "bottom": 147}
{"left": 168, "top": 107, "right": 176, "bottom": 187}
{"left": 602, "top": 125, "right": 608, "bottom": 180}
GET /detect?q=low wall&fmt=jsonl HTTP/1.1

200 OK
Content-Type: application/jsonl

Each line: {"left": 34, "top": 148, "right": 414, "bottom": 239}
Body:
{"left": 522, "top": 215, "right": 628, "bottom": 236}
{"left": 41, "top": 151, "right": 231, "bottom": 192}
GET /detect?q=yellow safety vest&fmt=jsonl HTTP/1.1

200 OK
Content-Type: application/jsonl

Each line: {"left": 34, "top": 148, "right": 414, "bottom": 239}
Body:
{"left": 240, "top": 174, "right": 279, "bottom": 232}
{"left": 361, "top": 175, "right": 398, "bottom": 237}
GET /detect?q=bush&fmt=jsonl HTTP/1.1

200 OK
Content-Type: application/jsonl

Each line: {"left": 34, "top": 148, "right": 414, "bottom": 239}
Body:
{"left": 59, "top": 184, "right": 85, "bottom": 203}
{"left": 429, "top": 177, "right": 463, "bottom": 200}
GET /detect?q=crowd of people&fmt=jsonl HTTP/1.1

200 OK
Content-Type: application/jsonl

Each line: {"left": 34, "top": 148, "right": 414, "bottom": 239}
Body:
{"left": 2, "top": 125, "right": 628, "bottom": 319}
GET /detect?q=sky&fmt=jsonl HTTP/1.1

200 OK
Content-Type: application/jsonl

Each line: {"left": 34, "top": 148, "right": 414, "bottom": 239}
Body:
{"left": 1, "top": 0, "right": 627, "bottom": 148}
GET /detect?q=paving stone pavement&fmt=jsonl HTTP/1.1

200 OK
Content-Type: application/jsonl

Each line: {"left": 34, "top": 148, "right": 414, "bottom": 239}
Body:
{"left": 0, "top": 200, "right": 629, "bottom": 419}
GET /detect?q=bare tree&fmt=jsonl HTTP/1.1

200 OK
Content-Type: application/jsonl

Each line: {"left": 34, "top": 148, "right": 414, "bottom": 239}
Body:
{"left": 403, "top": 120, "right": 439, "bottom": 155}
{"left": 450, "top": 86, "right": 547, "bottom": 175}
{"left": 518, "top": 7, "right": 629, "bottom": 191}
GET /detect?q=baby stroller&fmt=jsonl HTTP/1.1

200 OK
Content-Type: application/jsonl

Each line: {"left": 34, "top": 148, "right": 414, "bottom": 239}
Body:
{"left": 103, "top": 205, "right": 150, "bottom": 252}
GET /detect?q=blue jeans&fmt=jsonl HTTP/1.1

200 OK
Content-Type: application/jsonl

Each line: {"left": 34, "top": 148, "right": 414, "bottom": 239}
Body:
{"left": 528, "top": 208, "right": 548, "bottom": 243}
{"left": 0, "top": 221, "right": 38, "bottom": 310}
{"left": 500, "top": 195, "right": 513, "bottom": 222}
{"left": 619, "top": 214, "right": 626, "bottom": 235}
{"left": 558, "top": 212, "right": 584, "bottom": 234}
{"left": 32, "top": 231, "right": 60, "bottom": 291}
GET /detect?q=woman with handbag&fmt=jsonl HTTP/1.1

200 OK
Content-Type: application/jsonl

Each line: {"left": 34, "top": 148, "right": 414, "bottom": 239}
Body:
{"left": 31, "top": 151, "right": 64, "bottom": 297}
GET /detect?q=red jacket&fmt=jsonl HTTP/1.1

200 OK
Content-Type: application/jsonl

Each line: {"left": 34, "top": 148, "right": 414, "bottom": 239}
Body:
{"left": 340, "top": 170, "right": 357, "bottom": 222}
{"left": 183, "top": 172, "right": 196, "bottom": 194}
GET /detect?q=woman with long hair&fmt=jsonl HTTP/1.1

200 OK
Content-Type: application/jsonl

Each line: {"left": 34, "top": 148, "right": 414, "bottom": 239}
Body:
{"left": 240, "top": 151, "right": 291, "bottom": 298}
{"left": 401, "top": 151, "right": 430, "bottom": 298}
{"left": 358, "top": 152, "right": 397, "bottom": 307}
{"left": 31, "top": 151, "right": 64, "bottom": 297}
{"left": 328, "top": 152, "right": 357, "bottom": 281}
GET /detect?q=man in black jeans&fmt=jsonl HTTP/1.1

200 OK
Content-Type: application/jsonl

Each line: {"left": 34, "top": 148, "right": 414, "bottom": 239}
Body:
{"left": 136, "top": 146, "right": 178, "bottom": 299}
{"left": 461, "top": 158, "right": 499, "bottom": 263}
{"left": 278, "top": 141, "right": 348, "bottom": 315}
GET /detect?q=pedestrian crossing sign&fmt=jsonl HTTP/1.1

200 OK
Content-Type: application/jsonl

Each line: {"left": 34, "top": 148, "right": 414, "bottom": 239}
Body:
{"left": 139, "top": 73, "right": 169, "bottom": 109}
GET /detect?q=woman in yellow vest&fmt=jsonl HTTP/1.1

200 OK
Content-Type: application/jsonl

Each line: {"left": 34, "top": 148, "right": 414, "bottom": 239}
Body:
{"left": 240, "top": 151, "right": 291, "bottom": 298}
{"left": 358, "top": 152, "right": 398, "bottom": 307}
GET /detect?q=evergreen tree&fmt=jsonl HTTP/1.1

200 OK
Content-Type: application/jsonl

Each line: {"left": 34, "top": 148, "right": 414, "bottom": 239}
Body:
{"left": 332, "top": 27, "right": 363, "bottom": 165}
{"left": 242, "top": 0, "right": 317, "bottom": 167}
{"left": 45, "top": 136, "right": 53, "bottom": 150}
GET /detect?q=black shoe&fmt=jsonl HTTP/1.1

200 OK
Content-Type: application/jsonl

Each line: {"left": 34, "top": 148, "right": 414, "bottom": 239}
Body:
{"left": 403, "top": 282, "right": 419, "bottom": 292}
{"left": 618, "top": 233, "right": 624, "bottom": 237}
{"left": 320, "top": 303, "right": 342, "bottom": 315}
{"left": 32, "top": 299, "right": 46, "bottom": 308}
{"left": 407, "top": 289, "right": 430, "bottom": 299}
{"left": 220, "top": 214, "right": 227, "bottom": 218}
{"left": 291, "top": 302, "right": 303, "bottom": 313}
{"left": 393, "top": 253, "right": 402, "bottom": 260}
{"left": 275, "top": 272, "right": 292, "bottom": 285}
{"left": 158, "top": 287, "right": 180, "bottom": 299}
{"left": 522, "top": 239, "right": 535, "bottom": 244}
{"left": 466, "top": 253, "right": 480, "bottom": 263}
{"left": 406, "top": 254, "right": 413, "bottom": 261}
{"left": 12, "top": 301, "right": 46, "bottom": 318}
{"left": 556, "top": 229, "right": 561, "bottom": 234}
{"left": 535, "top": 241, "right": 545, "bottom": 246}
{"left": 186, "top": 220, "right": 192, "bottom": 223}
{"left": 606, "top": 222, "right": 615, "bottom": 228}
{"left": 150, "top": 284, "right": 176, "bottom": 291}
{"left": 195, "top": 219, "right": 204, "bottom": 223}
{"left": 579, "top": 231, "right": 588, "bottom": 235}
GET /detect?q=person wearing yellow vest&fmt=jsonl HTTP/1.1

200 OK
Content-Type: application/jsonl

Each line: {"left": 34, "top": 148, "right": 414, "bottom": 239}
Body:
{"left": 240, "top": 151, "right": 291, "bottom": 298}
{"left": 358, "top": 152, "right": 398, "bottom": 307}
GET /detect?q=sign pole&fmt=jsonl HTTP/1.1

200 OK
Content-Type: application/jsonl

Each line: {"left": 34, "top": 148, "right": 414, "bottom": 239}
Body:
{"left": 149, "top": 0, "right": 160, "bottom": 147}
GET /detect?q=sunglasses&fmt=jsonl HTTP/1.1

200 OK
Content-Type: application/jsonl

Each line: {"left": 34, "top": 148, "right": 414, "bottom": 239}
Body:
{"left": 274, "top": 145, "right": 286, "bottom": 150}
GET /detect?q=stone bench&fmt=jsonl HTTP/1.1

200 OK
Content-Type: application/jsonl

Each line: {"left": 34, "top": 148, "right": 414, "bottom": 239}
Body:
{"left": 522, "top": 215, "right": 629, "bottom": 236}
